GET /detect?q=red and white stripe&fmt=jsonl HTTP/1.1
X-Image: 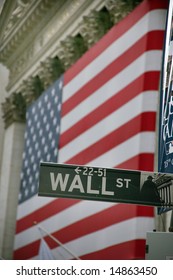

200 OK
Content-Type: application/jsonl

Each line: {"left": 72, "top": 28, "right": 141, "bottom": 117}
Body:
{"left": 13, "top": 0, "right": 168, "bottom": 260}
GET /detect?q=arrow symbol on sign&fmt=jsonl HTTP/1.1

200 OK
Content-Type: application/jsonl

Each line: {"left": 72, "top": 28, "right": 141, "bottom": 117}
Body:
{"left": 75, "top": 167, "right": 81, "bottom": 174}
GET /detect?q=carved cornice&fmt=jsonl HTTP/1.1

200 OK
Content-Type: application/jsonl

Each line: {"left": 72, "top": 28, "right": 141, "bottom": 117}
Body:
{"left": 1, "top": 0, "right": 142, "bottom": 128}
{"left": 1, "top": 0, "right": 92, "bottom": 91}
{"left": 0, "top": 0, "right": 142, "bottom": 83}
{"left": 2, "top": 0, "right": 31, "bottom": 40}
{"left": 0, "top": 0, "right": 58, "bottom": 63}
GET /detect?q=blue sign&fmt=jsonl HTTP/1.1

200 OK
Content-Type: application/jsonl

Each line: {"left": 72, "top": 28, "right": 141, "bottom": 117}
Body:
{"left": 159, "top": 0, "right": 173, "bottom": 173}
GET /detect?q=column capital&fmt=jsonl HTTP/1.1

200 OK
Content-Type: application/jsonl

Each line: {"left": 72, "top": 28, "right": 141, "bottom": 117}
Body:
{"left": 58, "top": 36, "right": 78, "bottom": 70}
{"left": 38, "top": 58, "right": 54, "bottom": 89}
{"left": 1, "top": 92, "right": 26, "bottom": 128}
{"left": 58, "top": 34, "right": 87, "bottom": 70}
{"left": 80, "top": 10, "right": 103, "bottom": 48}
{"left": 105, "top": 0, "right": 141, "bottom": 24}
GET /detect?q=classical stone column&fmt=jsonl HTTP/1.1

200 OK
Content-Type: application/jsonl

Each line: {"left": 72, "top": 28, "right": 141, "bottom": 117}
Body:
{"left": 155, "top": 209, "right": 173, "bottom": 232}
{"left": 0, "top": 123, "right": 25, "bottom": 259}
{"left": 0, "top": 63, "right": 9, "bottom": 183}
{"left": 0, "top": 94, "right": 25, "bottom": 259}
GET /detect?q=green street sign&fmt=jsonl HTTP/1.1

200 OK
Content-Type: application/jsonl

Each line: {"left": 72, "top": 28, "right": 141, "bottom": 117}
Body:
{"left": 38, "top": 163, "right": 173, "bottom": 207}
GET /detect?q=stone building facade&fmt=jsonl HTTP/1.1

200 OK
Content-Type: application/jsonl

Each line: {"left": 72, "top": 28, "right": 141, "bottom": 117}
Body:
{"left": 0, "top": 0, "right": 171, "bottom": 259}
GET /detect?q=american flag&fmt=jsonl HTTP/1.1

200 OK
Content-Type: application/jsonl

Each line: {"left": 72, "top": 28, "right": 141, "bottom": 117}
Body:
{"left": 13, "top": 0, "right": 168, "bottom": 259}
